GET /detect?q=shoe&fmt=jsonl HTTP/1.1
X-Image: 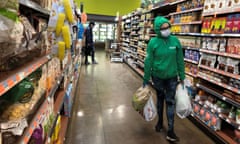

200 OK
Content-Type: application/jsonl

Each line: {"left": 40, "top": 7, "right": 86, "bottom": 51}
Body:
{"left": 85, "top": 62, "right": 90, "bottom": 65}
{"left": 92, "top": 61, "right": 98, "bottom": 64}
{"left": 155, "top": 125, "right": 163, "bottom": 132}
{"left": 166, "top": 131, "right": 179, "bottom": 142}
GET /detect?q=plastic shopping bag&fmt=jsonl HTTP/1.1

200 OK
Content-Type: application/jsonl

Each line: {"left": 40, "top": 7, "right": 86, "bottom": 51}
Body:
{"left": 175, "top": 84, "right": 192, "bottom": 119}
{"left": 132, "top": 86, "right": 152, "bottom": 113}
{"left": 143, "top": 96, "right": 157, "bottom": 121}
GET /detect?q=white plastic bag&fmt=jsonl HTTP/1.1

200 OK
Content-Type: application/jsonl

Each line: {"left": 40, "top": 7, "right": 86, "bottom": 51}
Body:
{"left": 143, "top": 96, "right": 157, "bottom": 121}
{"left": 175, "top": 84, "right": 192, "bottom": 119}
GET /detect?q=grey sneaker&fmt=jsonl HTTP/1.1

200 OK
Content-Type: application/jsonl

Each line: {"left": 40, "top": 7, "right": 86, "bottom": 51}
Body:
{"left": 166, "top": 131, "right": 179, "bottom": 142}
{"left": 92, "top": 61, "right": 98, "bottom": 64}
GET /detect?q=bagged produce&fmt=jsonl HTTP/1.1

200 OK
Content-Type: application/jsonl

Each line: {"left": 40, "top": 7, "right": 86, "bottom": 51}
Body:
{"left": 132, "top": 86, "right": 153, "bottom": 114}
{"left": 2, "top": 79, "right": 34, "bottom": 103}
{"left": 0, "top": 15, "right": 23, "bottom": 43}
{"left": 175, "top": 84, "right": 192, "bottom": 119}
{"left": 62, "top": 25, "right": 71, "bottom": 49}
{"left": 55, "top": 13, "right": 65, "bottom": 36}
{"left": 63, "top": 0, "right": 74, "bottom": 23}
{"left": 0, "top": 0, "right": 19, "bottom": 21}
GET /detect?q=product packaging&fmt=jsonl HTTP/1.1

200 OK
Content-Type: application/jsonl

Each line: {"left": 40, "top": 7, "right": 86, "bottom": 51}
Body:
{"left": 55, "top": 13, "right": 66, "bottom": 37}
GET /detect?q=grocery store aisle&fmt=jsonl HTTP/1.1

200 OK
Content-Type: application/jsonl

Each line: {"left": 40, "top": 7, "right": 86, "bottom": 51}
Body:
{"left": 65, "top": 50, "right": 214, "bottom": 144}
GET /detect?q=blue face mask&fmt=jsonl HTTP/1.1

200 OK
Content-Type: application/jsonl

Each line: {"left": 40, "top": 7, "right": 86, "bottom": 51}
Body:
{"left": 160, "top": 28, "right": 171, "bottom": 38}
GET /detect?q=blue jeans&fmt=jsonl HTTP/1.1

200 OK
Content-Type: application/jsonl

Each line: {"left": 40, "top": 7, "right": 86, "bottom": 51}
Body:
{"left": 152, "top": 76, "right": 178, "bottom": 132}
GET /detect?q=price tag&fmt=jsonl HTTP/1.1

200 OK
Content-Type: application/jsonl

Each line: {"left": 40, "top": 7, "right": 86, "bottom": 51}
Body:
{"left": 238, "top": 126, "right": 240, "bottom": 130}
{"left": 47, "top": 97, "right": 51, "bottom": 102}
{"left": 219, "top": 83, "right": 223, "bottom": 86}
{"left": 47, "top": 55, "right": 51, "bottom": 60}
{"left": 219, "top": 114, "right": 222, "bottom": 118}
{"left": 227, "top": 86, "right": 232, "bottom": 90}
{"left": 222, "top": 97, "right": 226, "bottom": 101}
{"left": 226, "top": 118, "right": 231, "bottom": 123}
{"left": 57, "top": 81, "right": 60, "bottom": 85}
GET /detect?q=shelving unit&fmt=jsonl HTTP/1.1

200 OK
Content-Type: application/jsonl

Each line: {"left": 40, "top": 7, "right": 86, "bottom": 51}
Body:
{"left": 119, "top": 0, "right": 240, "bottom": 143}
{"left": 0, "top": 1, "right": 82, "bottom": 144}
{"left": 0, "top": 55, "right": 50, "bottom": 96}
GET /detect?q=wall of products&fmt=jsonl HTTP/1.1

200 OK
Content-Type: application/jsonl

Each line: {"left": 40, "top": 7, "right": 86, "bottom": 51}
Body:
{"left": 0, "top": 0, "right": 82, "bottom": 144}
{"left": 119, "top": 0, "right": 240, "bottom": 143}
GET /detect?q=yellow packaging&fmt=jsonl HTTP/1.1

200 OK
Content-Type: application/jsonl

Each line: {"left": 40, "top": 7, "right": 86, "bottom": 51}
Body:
{"left": 62, "top": 26, "right": 71, "bottom": 49}
{"left": 58, "top": 41, "right": 65, "bottom": 60}
{"left": 55, "top": 13, "right": 65, "bottom": 36}
{"left": 63, "top": 0, "right": 74, "bottom": 23}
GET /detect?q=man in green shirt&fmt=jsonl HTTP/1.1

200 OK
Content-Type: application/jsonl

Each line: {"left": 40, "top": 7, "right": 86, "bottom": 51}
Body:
{"left": 143, "top": 16, "right": 185, "bottom": 142}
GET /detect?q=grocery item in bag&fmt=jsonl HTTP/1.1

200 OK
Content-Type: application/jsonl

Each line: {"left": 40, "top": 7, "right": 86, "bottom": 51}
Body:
{"left": 143, "top": 96, "right": 157, "bottom": 121}
{"left": 132, "top": 86, "right": 153, "bottom": 114}
{"left": 175, "top": 84, "right": 192, "bottom": 119}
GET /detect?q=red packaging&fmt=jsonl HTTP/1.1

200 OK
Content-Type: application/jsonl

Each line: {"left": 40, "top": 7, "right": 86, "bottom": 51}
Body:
{"left": 225, "top": 15, "right": 234, "bottom": 33}
{"left": 232, "top": 14, "right": 240, "bottom": 33}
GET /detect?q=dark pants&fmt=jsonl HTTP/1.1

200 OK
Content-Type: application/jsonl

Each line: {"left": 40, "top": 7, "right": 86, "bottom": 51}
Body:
{"left": 152, "top": 76, "right": 178, "bottom": 132}
{"left": 85, "top": 46, "right": 95, "bottom": 64}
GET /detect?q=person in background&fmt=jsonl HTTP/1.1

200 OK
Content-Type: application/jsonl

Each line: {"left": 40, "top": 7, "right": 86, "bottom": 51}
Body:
{"left": 143, "top": 16, "right": 185, "bottom": 142}
{"left": 85, "top": 21, "right": 98, "bottom": 65}
{"left": 76, "top": 16, "right": 84, "bottom": 56}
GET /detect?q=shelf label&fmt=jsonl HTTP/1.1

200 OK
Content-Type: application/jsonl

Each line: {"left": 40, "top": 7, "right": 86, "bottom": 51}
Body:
{"left": 226, "top": 118, "right": 231, "bottom": 123}
{"left": 227, "top": 86, "right": 232, "bottom": 90}
{"left": 222, "top": 97, "right": 226, "bottom": 101}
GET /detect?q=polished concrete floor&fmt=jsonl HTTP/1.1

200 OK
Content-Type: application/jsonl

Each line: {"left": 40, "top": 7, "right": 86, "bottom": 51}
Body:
{"left": 65, "top": 50, "right": 215, "bottom": 144}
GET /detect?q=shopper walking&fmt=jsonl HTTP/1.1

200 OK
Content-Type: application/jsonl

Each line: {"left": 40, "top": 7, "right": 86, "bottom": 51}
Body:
{"left": 85, "top": 21, "right": 98, "bottom": 65}
{"left": 143, "top": 16, "right": 185, "bottom": 142}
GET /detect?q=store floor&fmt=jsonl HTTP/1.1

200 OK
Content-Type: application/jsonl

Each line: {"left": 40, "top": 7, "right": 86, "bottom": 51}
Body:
{"left": 65, "top": 50, "right": 215, "bottom": 144}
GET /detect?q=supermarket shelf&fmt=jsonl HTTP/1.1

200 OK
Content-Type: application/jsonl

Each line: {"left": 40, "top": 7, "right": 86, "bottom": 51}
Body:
{"left": 200, "top": 49, "right": 240, "bottom": 59}
{"left": 19, "top": 0, "right": 50, "bottom": 15}
{"left": 130, "top": 44, "right": 138, "bottom": 48}
{"left": 170, "top": 7, "right": 203, "bottom": 15}
{"left": 199, "top": 65, "right": 240, "bottom": 80}
{"left": 0, "top": 55, "right": 50, "bottom": 96}
{"left": 189, "top": 113, "right": 229, "bottom": 144}
{"left": 131, "top": 39, "right": 138, "bottom": 42}
{"left": 19, "top": 98, "right": 49, "bottom": 144}
{"left": 149, "top": 33, "right": 157, "bottom": 37}
{"left": 47, "top": 114, "right": 60, "bottom": 141}
{"left": 169, "top": 0, "right": 186, "bottom": 5}
{"left": 19, "top": 72, "right": 64, "bottom": 144}
{"left": 54, "top": 90, "right": 66, "bottom": 114}
{"left": 122, "top": 39, "right": 130, "bottom": 43}
{"left": 219, "top": 113, "right": 240, "bottom": 130}
{"left": 202, "top": 8, "right": 240, "bottom": 16}
{"left": 58, "top": 116, "right": 69, "bottom": 143}
{"left": 185, "top": 71, "right": 198, "bottom": 78}
{"left": 197, "top": 83, "right": 240, "bottom": 108}
{"left": 171, "top": 21, "right": 202, "bottom": 26}
{"left": 124, "top": 60, "right": 144, "bottom": 78}
{"left": 193, "top": 99, "right": 239, "bottom": 129}
{"left": 138, "top": 52, "right": 146, "bottom": 57}
{"left": 184, "top": 58, "right": 198, "bottom": 64}
{"left": 131, "top": 33, "right": 139, "bottom": 36}
{"left": 182, "top": 46, "right": 199, "bottom": 50}
{"left": 198, "top": 74, "right": 240, "bottom": 94}
{"left": 173, "top": 32, "right": 240, "bottom": 37}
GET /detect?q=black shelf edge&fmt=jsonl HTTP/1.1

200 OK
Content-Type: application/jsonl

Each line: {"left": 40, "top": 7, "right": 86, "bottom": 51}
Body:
{"left": 197, "top": 83, "right": 240, "bottom": 109}
{"left": 19, "top": 0, "right": 50, "bottom": 15}
{"left": 170, "top": 7, "right": 204, "bottom": 15}
{"left": 173, "top": 32, "right": 240, "bottom": 37}
{"left": 182, "top": 46, "right": 200, "bottom": 50}
{"left": 124, "top": 59, "right": 143, "bottom": 78}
